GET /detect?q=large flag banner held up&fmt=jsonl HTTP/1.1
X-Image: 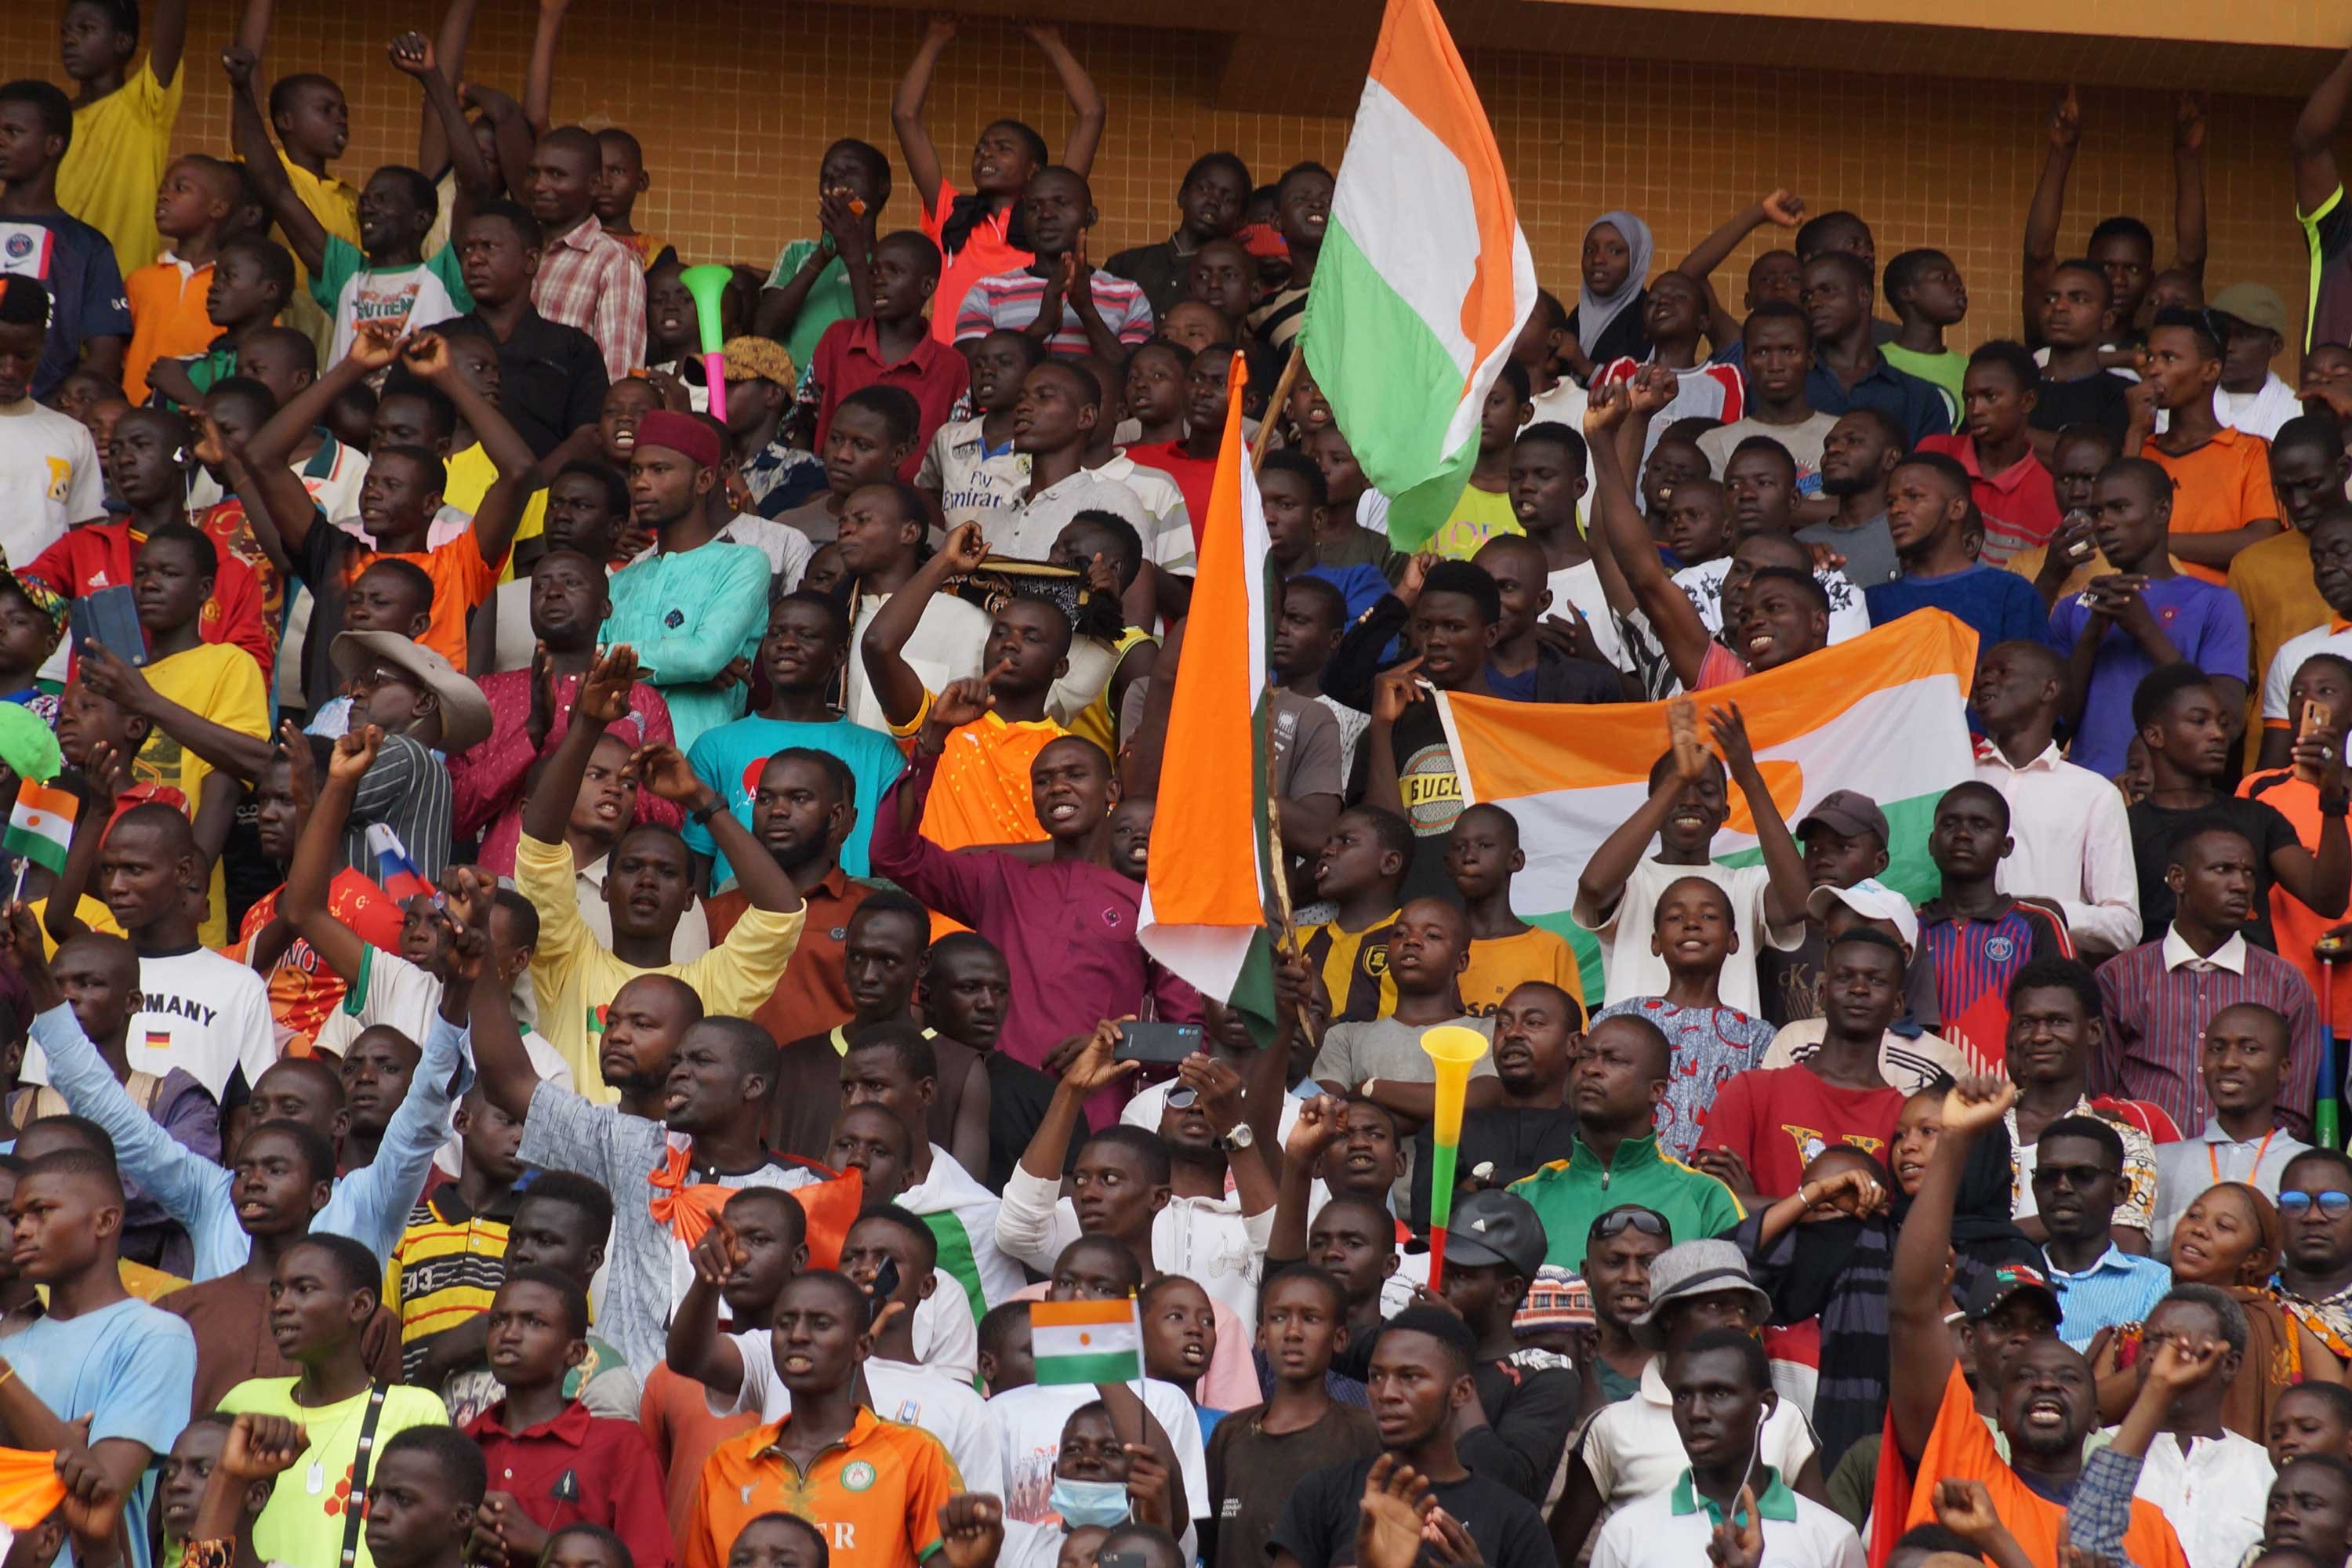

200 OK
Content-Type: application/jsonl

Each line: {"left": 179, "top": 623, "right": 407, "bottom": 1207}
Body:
{"left": 1436, "top": 612, "right": 1983, "bottom": 1004}
{"left": 1138, "top": 354, "right": 1283, "bottom": 1038}
{"left": 1303, "top": 0, "right": 1539, "bottom": 551}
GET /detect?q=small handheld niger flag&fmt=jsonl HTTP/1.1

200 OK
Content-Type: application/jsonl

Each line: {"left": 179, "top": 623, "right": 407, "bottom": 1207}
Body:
{"left": 3, "top": 782, "right": 77, "bottom": 877}
{"left": 1030, "top": 1298, "right": 1143, "bottom": 1386}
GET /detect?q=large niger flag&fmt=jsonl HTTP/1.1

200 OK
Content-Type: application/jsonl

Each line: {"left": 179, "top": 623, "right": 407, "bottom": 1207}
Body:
{"left": 1437, "top": 612, "right": 1981, "bottom": 1004}
{"left": 1304, "top": 0, "right": 1537, "bottom": 550}
{"left": 1138, "top": 356, "right": 1281, "bottom": 1035}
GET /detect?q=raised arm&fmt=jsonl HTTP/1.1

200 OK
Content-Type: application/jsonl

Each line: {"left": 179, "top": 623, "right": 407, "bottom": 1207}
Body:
{"left": 891, "top": 16, "right": 957, "bottom": 212}
{"left": 1889, "top": 1076, "right": 2016, "bottom": 1461}
{"left": 2023, "top": 88, "right": 2081, "bottom": 344}
{"left": 464, "top": 82, "right": 537, "bottom": 204}
{"left": 2296, "top": 38, "right": 2352, "bottom": 220}
{"left": 2172, "top": 93, "right": 2208, "bottom": 286}
{"left": 281, "top": 725, "right": 377, "bottom": 982}
{"left": 245, "top": 325, "right": 406, "bottom": 547}
{"left": 521, "top": 0, "right": 568, "bottom": 136}
{"left": 1026, "top": 24, "right": 1105, "bottom": 177}
{"left": 389, "top": 34, "right": 495, "bottom": 211}
{"left": 1575, "top": 765, "right": 1681, "bottom": 924}
{"left": 666, "top": 1218, "right": 752, "bottom": 1396}
{"left": 4, "top": 905, "right": 239, "bottom": 1257}
{"left": 147, "top": 0, "right": 191, "bottom": 89}
{"left": 1674, "top": 191, "right": 1802, "bottom": 347}
{"left": 2269, "top": 740, "right": 2352, "bottom": 917}
{"left": 1712, "top": 705, "right": 1809, "bottom": 928}
{"left": 220, "top": 47, "right": 328, "bottom": 277}
{"left": 520, "top": 645, "right": 639, "bottom": 849}
{"left": 401, "top": 330, "right": 539, "bottom": 564}
{"left": 416, "top": 0, "right": 480, "bottom": 176}
{"left": 1584, "top": 383, "right": 1715, "bottom": 688}
{"left": 632, "top": 744, "right": 801, "bottom": 915}
{"left": 860, "top": 523, "right": 989, "bottom": 728}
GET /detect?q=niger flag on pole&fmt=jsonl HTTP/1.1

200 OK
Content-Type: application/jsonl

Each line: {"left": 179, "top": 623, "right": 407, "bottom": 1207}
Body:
{"left": 1137, "top": 354, "right": 1281, "bottom": 1038}
{"left": 1303, "top": 0, "right": 1537, "bottom": 550}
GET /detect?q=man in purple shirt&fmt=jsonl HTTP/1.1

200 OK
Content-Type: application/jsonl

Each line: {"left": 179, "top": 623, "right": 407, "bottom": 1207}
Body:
{"left": 869, "top": 677, "right": 1200, "bottom": 1127}
{"left": 2049, "top": 456, "right": 2249, "bottom": 778}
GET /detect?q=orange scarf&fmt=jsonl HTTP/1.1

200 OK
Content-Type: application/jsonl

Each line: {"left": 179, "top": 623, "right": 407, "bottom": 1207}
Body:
{"left": 647, "top": 1144, "right": 865, "bottom": 1269}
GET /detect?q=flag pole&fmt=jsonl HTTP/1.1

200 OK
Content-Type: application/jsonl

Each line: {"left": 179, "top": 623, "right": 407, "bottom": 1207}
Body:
{"left": 1127, "top": 1290, "right": 1145, "bottom": 1452}
{"left": 1250, "top": 344, "right": 1305, "bottom": 470}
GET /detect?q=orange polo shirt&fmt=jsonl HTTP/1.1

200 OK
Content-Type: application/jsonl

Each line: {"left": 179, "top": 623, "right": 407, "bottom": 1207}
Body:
{"left": 2147, "top": 425, "right": 2278, "bottom": 584}
{"left": 683, "top": 1405, "right": 957, "bottom": 1568}
{"left": 122, "top": 256, "right": 220, "bottom": 405}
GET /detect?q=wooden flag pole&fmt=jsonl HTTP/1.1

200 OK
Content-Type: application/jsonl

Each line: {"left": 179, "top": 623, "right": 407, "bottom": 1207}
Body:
{"left": 1250, "top": 343, "right": 1305, "bottom": 469}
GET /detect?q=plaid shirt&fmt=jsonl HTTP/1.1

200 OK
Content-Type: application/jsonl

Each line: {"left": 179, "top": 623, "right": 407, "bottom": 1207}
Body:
{"left": 530, "top": 213, "right": 646, "bottom": 383}
{"left": 2067, "top": 1444, "right": 2143, "bottom": 1564}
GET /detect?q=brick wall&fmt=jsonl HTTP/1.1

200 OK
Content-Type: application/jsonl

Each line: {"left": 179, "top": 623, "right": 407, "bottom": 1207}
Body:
{"left": 1, "top": 0, "right": 2329, "bottom": 360}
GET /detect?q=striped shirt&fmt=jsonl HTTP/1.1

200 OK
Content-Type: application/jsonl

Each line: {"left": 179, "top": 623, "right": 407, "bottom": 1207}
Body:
{"left": 343, "top": 731, "right": 454, "bottom": 882}
{"left": 530, "top": 213, "right": 647, "bottom": 383}
{"left": 1918, "top": 898, "right": 2074, "bottom": 1073}
{"left": 953, "top": 267, "right": 1153, "bottom": 359}
{"left": 384, "top": 1186, "right": 513, "bottom": 1379}
{"left": 1297, "top": 913, "right": 1399, "bottom": 1022}
{"left": 2042, "top": 1243, "right": 2172, "bottom": 1349}
{"left": 2094, "top": 927, "right": 2326, "bottom": 1138}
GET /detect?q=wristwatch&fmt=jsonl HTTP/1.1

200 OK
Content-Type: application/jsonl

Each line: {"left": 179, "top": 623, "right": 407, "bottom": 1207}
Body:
{"left": 1219, "top": 1123, "right": 1255, "bottom": 1152}
{"left": 688, "top": 799, "right": 724, "bottom": 828}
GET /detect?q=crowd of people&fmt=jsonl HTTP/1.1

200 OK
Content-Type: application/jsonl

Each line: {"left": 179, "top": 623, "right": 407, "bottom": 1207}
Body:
{"left": 11, "top": 5, "right": 2352, "bottom": 1568}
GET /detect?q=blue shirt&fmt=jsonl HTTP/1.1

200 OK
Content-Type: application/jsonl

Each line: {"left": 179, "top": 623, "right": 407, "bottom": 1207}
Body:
{"left": 12, "top": 1297, "right": 196, "bottom": 1568}
{"left": 601, "top": 540, "right": 771, "bottom": 753}
{"left": 2046, "top": 574, "right": 2251, "bottom": 779}
{"left": 682, "top": 711, "right": 909, "bottom": 887}
{"left": 2044, "top": 1242, "right": 2172, "bottom": 1350}
{"left": 1806, "top": 353, "right": 1953, "bottom": 445}
{"left": 1867, "top": 566, "right": 2049, "bottom": 652}
{"left": 29, "top": 1003, "right": 472, "bottom": 1281}
{"left": 0, "top": 211, "right": 131, "bottom": 400}
{"left": 1302, "top": 562, "right": 1392, "bottom": 626}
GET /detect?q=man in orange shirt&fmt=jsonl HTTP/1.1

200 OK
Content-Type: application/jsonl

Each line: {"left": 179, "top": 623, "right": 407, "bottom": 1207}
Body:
{"left": 860, "top": 521, "right": 1069, "bottom": 852}
{"left": 239, "top": 324, "right": 532, "bottom": 668}
{"left": 2134, "top": 308, "right": 2281, "bottom": 585}
{"left": 1889, "top": 1076, "right": 2191, "bottom": 1568}
{"left": 684, "top": 1270, "right": 958, "bottom": 1568}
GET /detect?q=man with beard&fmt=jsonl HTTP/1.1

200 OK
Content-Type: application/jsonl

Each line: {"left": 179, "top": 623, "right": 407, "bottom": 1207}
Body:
{"left": 1889, "top": 1075, "right": 2191, "bottom": 1568}
{"left": 1798, "top": 407, "right": 1905, "bottom": 587}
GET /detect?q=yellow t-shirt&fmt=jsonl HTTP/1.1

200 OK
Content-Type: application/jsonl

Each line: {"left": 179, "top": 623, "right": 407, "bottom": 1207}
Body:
{"left": 514, "top": 831, "right": 805, "bottom": 1097}
{"left": 274, "top": 157, "right": 362, "bottom": 363}
{"left": 1458, "top": 925, "right": 1586, "bottom": 1018}
{"left": 136, "top": 642, "right": 269, "bottom": 943}
{"left": 442, "top": 442, "right": 547, "bottom": 585}
{"left": 57, "top": 60, "right": 184, "bottom": 281}
{"left": 1067, "top": 626, "right": 1155, "bottom": 757}
{"left": 217, "top": 1378, "right": 452, "bottom": 1568}
{"left": 1426, "top": 482, "right": 1525, "bottom": 562}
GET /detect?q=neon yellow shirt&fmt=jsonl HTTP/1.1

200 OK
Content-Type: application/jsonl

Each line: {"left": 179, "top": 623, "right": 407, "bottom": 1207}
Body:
{"left": 57, "top": 60, "right": 184, "bottom": 280}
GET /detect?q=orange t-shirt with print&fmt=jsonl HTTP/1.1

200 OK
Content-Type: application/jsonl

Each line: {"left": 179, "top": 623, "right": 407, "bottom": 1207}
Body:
{"left": 683, "top": 1407, "right": 957, "bottom": 1568}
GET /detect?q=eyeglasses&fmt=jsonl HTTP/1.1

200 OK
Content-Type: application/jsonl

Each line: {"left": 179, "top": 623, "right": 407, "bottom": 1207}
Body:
{"left": 1592, "top": 1209, "right": 1668, "bottom": 1240}
{"left": 2278, "top": 1190, "right": 2352, "bottom": 1219}
{"left": 1165, "top": 1086, "right": 1199, "bottom": 1111}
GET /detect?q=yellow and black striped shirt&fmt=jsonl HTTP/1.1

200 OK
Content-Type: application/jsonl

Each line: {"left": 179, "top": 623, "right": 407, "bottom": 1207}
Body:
{"left": 1298, "top": 910, "right": 1401, "bottom": 1022}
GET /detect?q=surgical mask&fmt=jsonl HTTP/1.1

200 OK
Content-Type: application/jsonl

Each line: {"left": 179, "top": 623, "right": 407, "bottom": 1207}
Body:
{"left": 1048, "top": 1477, "right": 1132, "bottom": 1529}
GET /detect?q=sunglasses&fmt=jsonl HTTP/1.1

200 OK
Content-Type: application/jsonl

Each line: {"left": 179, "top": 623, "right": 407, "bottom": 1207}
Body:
{"left": 1165, "top": 1086, "right": 1199, "bottom": 1111}
{"left": 1592, "top": 1209, "right": 1668, "bottom": 1240}
{"left": 2279, "top": 1190, "right": 2352, "bottom": 1219}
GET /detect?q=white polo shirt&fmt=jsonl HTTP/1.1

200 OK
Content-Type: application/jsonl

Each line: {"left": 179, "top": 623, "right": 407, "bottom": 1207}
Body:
{"left": 1591, "top": 1468, "right": 1861, "bottom": 1568}
{"left": 1578, "top": 1359, "right": 1820, "bottom": 1518}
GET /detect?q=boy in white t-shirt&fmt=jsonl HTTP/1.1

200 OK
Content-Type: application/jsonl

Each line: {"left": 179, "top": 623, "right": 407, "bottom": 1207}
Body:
{"left": 0, "top": 276, "right": 107, "bottom": 572}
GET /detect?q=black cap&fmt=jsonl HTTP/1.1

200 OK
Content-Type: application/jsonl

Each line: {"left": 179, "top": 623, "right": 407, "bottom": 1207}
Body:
{"left": 1960, "top": 1261, "right": 2063, "bottom": 1325}
{"left": 1443, "top": 1189, "right": 1549, "bottom": 1279}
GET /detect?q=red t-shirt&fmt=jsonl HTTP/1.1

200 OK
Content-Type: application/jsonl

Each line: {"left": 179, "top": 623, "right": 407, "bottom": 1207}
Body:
{"left": 1123, "top": 439, "right": 1216, "bottom": 543}
{"left": 238, "top": 870, "right": 409, "bottom": 1053}
{"left": 1697, "top": 1063, "right": 1907, "bottom": 1197}
{"left": 811, "top": 317, "right": 971, "bottom": 480}
{"left": 22, "top": 519, "right": 274, "bottom": 680}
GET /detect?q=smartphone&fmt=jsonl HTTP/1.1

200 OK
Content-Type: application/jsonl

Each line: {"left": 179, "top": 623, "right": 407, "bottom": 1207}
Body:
{"left": 2299, "top": 699, "right": 2334, "bottom": 784}
{"left": 68, "top": 585, "right": 147, "bottom": 667}
{"left": 864, "top": 1255, "right": 901, "bottom": 1314}
{"left": 1112, "top": 1021, "right": 1203, "bottom": 1065}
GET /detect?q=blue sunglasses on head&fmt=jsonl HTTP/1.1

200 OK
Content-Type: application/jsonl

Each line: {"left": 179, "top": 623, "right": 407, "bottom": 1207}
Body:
{"left": 2278, "top": 1190, "right": 2352, "bottom": 1219}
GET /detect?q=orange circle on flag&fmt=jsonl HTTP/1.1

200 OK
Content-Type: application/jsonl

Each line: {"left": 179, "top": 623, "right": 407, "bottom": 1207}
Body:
{"left": 1079, "top": 1333, "right": 1092, "bottom": 1345}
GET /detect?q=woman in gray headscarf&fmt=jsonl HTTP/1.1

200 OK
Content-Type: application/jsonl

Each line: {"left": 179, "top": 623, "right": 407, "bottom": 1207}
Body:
{"left": 1566, "top": 210, "right": 1654, "bottom": 383}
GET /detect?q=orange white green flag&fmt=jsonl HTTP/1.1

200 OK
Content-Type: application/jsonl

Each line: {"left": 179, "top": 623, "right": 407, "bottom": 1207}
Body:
{"left": 1136, "top": 354, "right": 1281, "bottom": 1037}
{"left": 1436, "top": 612, "right": 1982, "bottom": 1002}
{"left": 1302, "top": 0, "right": 1537, "bottom": 550}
